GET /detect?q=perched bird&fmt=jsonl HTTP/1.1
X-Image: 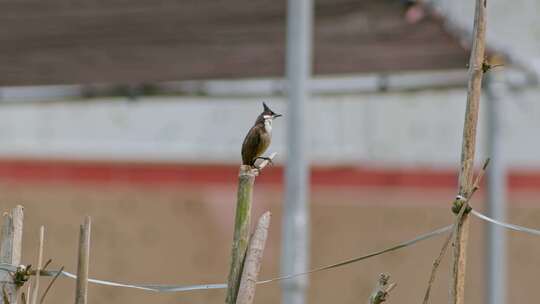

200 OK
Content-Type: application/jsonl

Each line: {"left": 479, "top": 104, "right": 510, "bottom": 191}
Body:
{"left": 241, "top": 102, "right": 282, "bottom": 168}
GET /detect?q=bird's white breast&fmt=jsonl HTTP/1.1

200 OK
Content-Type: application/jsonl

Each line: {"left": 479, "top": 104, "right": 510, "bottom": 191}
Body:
{"left": 264, "top": 118, "right": 272, "bottom": 133}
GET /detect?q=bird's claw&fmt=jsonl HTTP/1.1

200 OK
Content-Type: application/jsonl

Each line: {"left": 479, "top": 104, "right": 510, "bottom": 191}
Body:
{"left": 255, "top": 157, "right": 274, "bottom": 166}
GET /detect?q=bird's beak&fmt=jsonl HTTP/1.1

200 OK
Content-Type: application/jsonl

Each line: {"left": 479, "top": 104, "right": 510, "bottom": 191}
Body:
{"left": 273, "top": 113, "right": 282, "bottom": 118}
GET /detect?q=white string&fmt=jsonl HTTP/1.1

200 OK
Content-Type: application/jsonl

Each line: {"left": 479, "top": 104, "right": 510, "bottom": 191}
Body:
{"left": 257, "top": 224, "right": 452, "bottom": 284}
{"left": 0, "top": 224, "right": 452, "bottom": 293}
{"left": 5, "top": 208, "right": 540, "bottom": 294}
{"left": 60, "top": 271, "right": 160, "bottom": 291}
{"left": 471, "top": 208, "right": 540, "bottom": 236}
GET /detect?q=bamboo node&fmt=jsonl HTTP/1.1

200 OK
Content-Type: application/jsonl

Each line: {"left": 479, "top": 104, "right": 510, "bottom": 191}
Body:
{"left": 12, "top": 265, "right": 31, "bottom": 287}
{"left": 482, "top": 60, "right": 504, "bottom": 74}
{"left": 451, "top": 196, "right": 472, "bottom": 215}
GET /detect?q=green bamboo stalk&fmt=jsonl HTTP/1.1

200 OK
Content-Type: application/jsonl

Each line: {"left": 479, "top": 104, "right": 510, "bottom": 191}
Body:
{"left": 225, "top": 165, "right": 255, "bottom": 304}
{"left": 225, "top": 153, "right": 276, "bottom": 304}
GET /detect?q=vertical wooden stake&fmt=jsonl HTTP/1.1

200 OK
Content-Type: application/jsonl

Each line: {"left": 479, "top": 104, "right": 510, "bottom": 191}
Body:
{"left": 450, "top": 0, "right": 487, "bottom": 304}
{"left": 30, "top": 226, "right": 44, "bottom": 304}
{"left": 226, "top": 165, "right": 255, "bottom": 304}
{"left": 75, "top": 216, "right": 91, "bottom": 304}
{"left": 236, "top": 212, "right": 271, "bottom": 304}
{"left": 0, "top": 205, "right": 24, "bottom": 304}
{"left": 25, "top": 281, "right": 31, "bottom": 304}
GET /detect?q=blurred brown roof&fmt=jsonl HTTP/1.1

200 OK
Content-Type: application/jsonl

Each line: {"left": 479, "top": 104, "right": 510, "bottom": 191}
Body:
{"left": 0, "top": 0, "right": 468, "bottom": 86}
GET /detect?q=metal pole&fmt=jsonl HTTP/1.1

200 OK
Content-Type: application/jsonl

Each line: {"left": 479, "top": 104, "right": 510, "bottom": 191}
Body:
{"left": 484, "top": 73, "right": 507, "bottom": 304}
{"left": 282, "top": 0, "right": 313, "bottom": 304}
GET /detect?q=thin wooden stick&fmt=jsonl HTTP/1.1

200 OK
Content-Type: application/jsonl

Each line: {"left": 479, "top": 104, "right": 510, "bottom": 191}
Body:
{"left": 236, "top": 212, "right": 271, "bottom": 304}
{"left": 41, "top": 261, "right": 51, "bottom": 273}
{"left": 423, "top": 232, "right": 453, "bottom": 304}
{"left": 74, "top": 217, "right": 91, "bottom": 304}
{"left": 30, "top": 226, "right": 44, "bottom": 304}
{"left": 0, "top": 205, "right": 24, "bottom": 304}
{"left": 368, "top": 273, "right": 396, "bottom": 304}
{"left": 225, "top": 153, "right": 276, "bottom": 304}
{"left": 39, "top": 266, "right": 63, "bottom": 304}
{"left": 450, "top": 0, "right": 487, "bottom": 303}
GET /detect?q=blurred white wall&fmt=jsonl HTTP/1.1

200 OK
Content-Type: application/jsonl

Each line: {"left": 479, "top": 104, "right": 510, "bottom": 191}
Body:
{"left": 0, "top": 86, "right": 537, "bottom": 169}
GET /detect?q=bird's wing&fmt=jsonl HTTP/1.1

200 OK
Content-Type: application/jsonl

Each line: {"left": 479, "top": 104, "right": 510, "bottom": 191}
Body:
{"left": 241, "top": 125, "right": 262, "bottom": 166}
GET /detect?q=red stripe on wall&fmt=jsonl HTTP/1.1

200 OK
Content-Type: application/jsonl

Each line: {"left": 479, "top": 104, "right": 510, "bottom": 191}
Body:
{"left": 0, "top": 159, "right": 536, "bottom": 190}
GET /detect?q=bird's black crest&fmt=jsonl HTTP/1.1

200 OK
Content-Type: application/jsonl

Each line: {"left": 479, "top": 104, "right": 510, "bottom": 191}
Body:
{"left": 262, "top": 102, "right": 275, "bottom": 115}
{"left": 263, "top": 102, "right": 271, "bottom": 112}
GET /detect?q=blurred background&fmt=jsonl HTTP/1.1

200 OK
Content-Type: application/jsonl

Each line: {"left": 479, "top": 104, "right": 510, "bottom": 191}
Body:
{"left": 1, "top": 0, "right": 540, "bottom": 303}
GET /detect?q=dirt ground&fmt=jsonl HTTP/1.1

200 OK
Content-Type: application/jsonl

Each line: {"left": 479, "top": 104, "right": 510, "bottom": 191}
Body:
{"left": 0, "top": 181, "right": 538, "bottom": 304}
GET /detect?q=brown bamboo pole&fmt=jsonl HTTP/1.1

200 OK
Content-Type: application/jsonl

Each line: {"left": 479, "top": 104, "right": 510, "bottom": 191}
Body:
{"left": 225, "top": 153, "right": 275, "bottom": 304}
{"left": 74, "top": 216, "right": 91, "bottom": 304}
{"left": 0, "top": 205, "right": 24, "bottom": 304}
{"left": 450, "top": 0, "right": 487, "bottom": 303}
{"left": 236, "top": 212, "right": 271, "bottom": 304}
